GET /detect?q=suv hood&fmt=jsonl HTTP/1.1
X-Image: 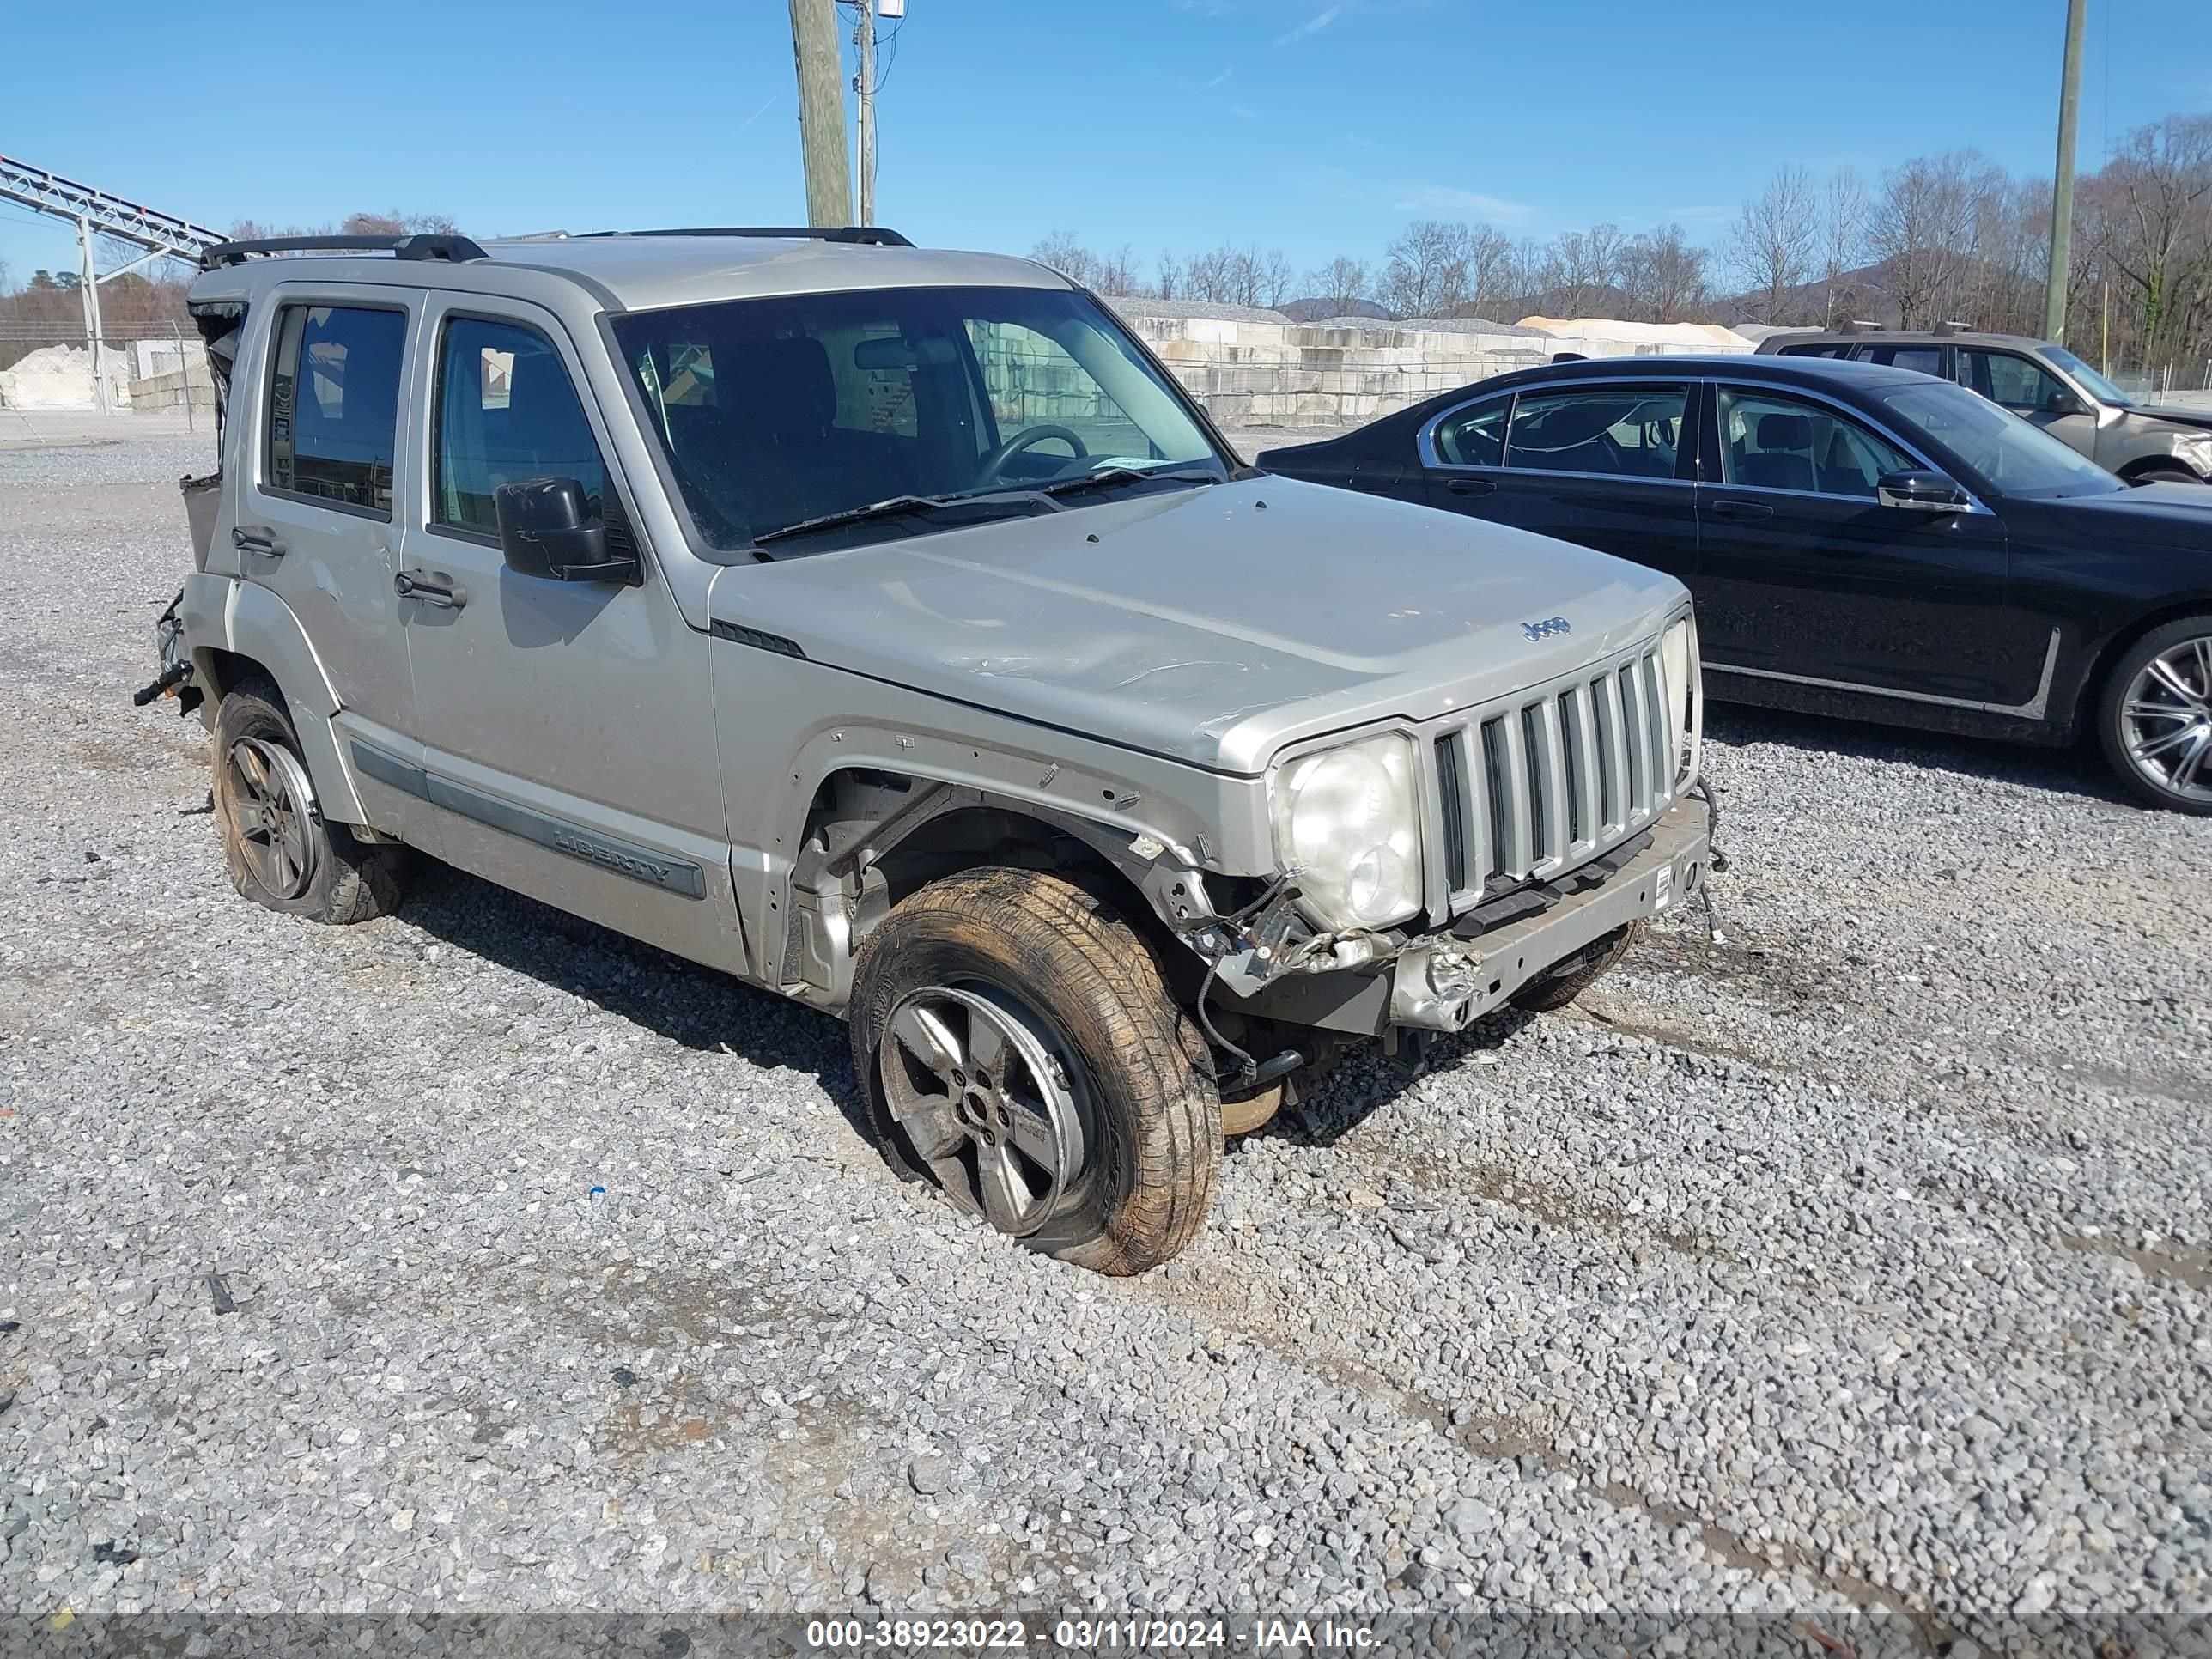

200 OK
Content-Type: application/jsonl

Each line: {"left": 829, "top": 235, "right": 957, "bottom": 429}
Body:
{"left": 707, "top": 477, "right": 1684, "bottom": 774}
{"left": 2130, "top": 404, "right": 2212, "bottom": 434}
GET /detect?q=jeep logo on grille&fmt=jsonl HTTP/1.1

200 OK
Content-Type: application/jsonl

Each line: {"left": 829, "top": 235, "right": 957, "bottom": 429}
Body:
{"left": 1522, "top": 617, "right": 1571, "bottom": 642}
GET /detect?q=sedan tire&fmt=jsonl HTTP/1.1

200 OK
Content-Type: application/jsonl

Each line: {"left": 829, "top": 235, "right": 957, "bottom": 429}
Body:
{"left": 2097, "top": 617, "right": 2212, "bottom": 815}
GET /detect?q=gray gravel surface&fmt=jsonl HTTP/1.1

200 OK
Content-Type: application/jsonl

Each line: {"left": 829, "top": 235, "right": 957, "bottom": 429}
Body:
{"left": 2, "top": 440, "right": 2208, "bottom": 1637}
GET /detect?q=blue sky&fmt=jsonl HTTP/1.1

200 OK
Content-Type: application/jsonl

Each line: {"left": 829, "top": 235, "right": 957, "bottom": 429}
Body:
{"left": 3, "top": 0, "right": 2208, "bottom": 290}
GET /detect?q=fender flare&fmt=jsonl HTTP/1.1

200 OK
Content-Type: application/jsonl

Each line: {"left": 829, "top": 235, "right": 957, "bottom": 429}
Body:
{"left": 192, "top": 574, "right": 368, "bottom": 824}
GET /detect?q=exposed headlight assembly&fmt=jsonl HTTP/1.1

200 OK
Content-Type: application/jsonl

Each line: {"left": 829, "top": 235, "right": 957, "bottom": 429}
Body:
{"left": 1269, "top": 732, "right": 1423, "bottom": 933}
{"left": 1659, "top": 613, "right": 1702, "bottom": 787}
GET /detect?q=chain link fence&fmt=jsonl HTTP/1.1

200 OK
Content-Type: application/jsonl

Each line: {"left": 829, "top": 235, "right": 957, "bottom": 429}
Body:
{"left": 0, "top": 318, "right": 214, "bottom": 450}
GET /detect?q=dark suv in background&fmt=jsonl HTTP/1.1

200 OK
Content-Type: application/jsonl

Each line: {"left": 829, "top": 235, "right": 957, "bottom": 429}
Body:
{"left": 1759, "top": 326, "right": 2212, "bottom": 485}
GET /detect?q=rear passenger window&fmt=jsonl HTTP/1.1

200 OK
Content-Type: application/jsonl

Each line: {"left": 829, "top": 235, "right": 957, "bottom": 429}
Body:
{"left": 265, "top": 305, "right": 406, "bottom": 516}
{"left": 1432, "top": 398, "right": 1507, "bottom": 465}
{"left": 434, "top": 317, "right": 604, "bottom": 537}
{"left": 1863, "top": 344, "right": 1946, "bottom": 376}
{"left": 1504, "top": 385, "right": 1687, "bottom": 479}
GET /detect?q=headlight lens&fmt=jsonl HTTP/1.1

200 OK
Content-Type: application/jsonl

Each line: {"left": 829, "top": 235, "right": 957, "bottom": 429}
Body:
{"left": 1659, "top": 613, "right": 1701, "bottom": 786}
{"left": 1269, "top": 732, "right": 1423, "bottom": 932}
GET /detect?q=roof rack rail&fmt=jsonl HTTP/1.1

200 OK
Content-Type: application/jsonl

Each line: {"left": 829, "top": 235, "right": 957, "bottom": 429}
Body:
{"left": 577, "top": 225, "right": 915, "bottom": 247}
{"left": 1930, "top": 319, "right": 1978, "bottom": 337}
{"left": 1836, "top": 319, "right": 1883, "bottom": 334}
{"left": 199, "top": 233, "right": 489, "bottom": 270}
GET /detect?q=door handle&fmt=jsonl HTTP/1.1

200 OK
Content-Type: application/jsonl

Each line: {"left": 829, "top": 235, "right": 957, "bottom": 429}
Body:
{"left": 395, "top": 570, "right": 468, "bottom": 610}
{"left": 1711, "top": 499, "right": 1774, "bottom": 522}
{"left": 232, "top": 526, "right": 287, "bottom": 558}
{"left": 1443, "top": 477, "right": 1497, "bottom": 497}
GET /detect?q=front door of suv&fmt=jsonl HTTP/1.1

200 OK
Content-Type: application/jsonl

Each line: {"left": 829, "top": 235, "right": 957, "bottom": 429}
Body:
{"left": 391, "top": 295, "right": 739, "bottom": 971}
{"left": 1693, "top": 381, "right": 2027, "bottom": 705}
{"left": 1954, "top": 346, "right": 2099, "bottom": 459}
{"left": 1419, "top": 380, "right": 1699, "bottom": 585}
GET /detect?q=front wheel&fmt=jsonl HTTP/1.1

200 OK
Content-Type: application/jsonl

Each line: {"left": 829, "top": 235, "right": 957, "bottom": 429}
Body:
{"left": 2098, "top": 618, "right": 2212, "bottom": 814}
{"left": 1512, "top": 921, "right": 1643, "bottom": 1012}
{"left": 848, "top": 868, "right": 1221, "bottom": 1275}
{"left": 2127, "top": 463, "right": 2203, "bottom": 487}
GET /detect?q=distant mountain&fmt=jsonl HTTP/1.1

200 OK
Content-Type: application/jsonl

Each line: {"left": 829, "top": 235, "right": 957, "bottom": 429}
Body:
{"left": 1279, "top": 295, "right": 1394, "bottom": 322}
{"left": 1720, "top": 260, "right": 1904, "bottom": 330}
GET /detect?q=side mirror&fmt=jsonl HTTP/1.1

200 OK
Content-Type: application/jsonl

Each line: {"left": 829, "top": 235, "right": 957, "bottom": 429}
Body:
{"left": 1876, "top": 469, "right": 1972, "bottom": 514}
{"left": 494, "top": 477, "right": 639, "bottom": 583}
{"left": 2045, "top": 387, "right": 2091, "bottom": 417}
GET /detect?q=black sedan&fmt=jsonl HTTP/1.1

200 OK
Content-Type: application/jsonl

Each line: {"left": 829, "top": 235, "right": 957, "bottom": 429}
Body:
{"left": 1260, "top": 355, "right": 2212, "bottom": 813}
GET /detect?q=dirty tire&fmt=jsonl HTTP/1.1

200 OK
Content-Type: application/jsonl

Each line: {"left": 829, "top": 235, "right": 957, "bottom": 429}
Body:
{"left": 849, "top": 867, "right": 1221, "bottom": 1275}
{"left": 213, "top": 678, "right": 406, "bottom": 924}
{"left": 1512, "top": 920, "right": 1643, "bottom": 1012}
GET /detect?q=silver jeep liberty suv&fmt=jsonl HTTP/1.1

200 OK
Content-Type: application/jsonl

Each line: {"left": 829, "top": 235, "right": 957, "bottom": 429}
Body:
{"left": 148, "top": 224, "right": 1711, "bottom": 1274}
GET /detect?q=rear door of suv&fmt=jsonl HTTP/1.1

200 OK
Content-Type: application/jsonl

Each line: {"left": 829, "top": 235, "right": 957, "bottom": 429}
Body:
{"left": 238, "top": 283, "right": 428, "bottom": 838}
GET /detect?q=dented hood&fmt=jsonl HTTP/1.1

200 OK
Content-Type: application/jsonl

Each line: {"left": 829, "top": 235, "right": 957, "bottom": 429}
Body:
{"left": 707, "top": 477, "right": 1686, "bottom": 775}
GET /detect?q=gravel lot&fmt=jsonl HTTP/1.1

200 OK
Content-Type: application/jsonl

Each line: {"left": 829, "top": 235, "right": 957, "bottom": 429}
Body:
{"left": 2, "top": 437, "right": 2208, "bottom": 1642}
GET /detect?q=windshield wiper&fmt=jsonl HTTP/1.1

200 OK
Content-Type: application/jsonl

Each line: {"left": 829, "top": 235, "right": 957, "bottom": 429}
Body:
{"left": 752, "top": 489, "right": 1052, "bottom": 551}
{"left": 1040, "top": 466, "right": 1224, "bottom": 503}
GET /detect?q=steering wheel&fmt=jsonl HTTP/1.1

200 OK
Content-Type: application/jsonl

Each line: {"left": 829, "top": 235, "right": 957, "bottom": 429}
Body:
{"left": 973, "top": 424, "right": 1088, "bottom": 489}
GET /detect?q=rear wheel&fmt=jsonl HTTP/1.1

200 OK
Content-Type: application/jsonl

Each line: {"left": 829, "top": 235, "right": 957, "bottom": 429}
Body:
{"left": 2098, "top": 618, "right": 2212, "bottom": 814}
{"left": 1512, "top": 921, "right": 1643, "bottom": 1012}
{"left": 849, "top": 868, "right": 1220, "bottom": 1275}
{"left": 213, "top": 679, "right": 407, "bottom": 921}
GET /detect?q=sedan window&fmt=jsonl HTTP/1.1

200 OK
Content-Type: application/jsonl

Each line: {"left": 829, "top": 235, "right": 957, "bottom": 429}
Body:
{"left": 1432, "top": 398, "right": 1507, "bottom": 465}
{"left": 1502, "top": 386, "right": 1686, "bottom": 479}
{"left": 1717, "top": 387, "right": 1916, "bottom": 498}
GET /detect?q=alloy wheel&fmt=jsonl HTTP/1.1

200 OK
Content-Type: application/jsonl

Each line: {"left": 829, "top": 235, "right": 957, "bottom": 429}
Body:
{"left": 2119, "top": 635, "right": 2212, "bottom": 804}
{"left": 222, "top": 736, "right": 319, "bottom": 901}
{"left": 878, "top": 982, "right": 1093, "bottom": 1237}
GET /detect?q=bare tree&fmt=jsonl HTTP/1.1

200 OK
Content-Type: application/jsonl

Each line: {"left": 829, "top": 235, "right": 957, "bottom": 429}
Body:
{"left": 2099, "top": 116, "right": 2212, "bottom": 365}
{"left": 1552, "top": 222, "right": 1625, "bottom": 316}
{"left": 1309, "top": 256, "right": 1371, "bottom": 313}
{"left": 1095, "top": 244, "right": 1143, "bottom": 295}
{"left": 1461, "top": 225, "right": 1514, "bottom": 318}
{"left": 1617, "top": 224, "right": 1710, "bottom": 322}
{"left": 1250, "top": 247, "right": 1294, "bottom": 308}
{"left": 1728, "top": 165, "right": 1820, "bottom": 324}
{"left": 1029, "top": 229, "right": 1103, "bottom": 288}
{"left": 1382, "top": 220, "right": 1471, "bottom": 318}
{"left": 1152, "top": 252, "right": 1182, "bottom": 300}
{"left": 1820, "top": 168, "right": 1869, "bottom": 324}
{"left": 1183, "top": 246, "right": 1238, "bottom": 304}
{"left": 1863, "top": 151, "right": 2010, "bottom": 326}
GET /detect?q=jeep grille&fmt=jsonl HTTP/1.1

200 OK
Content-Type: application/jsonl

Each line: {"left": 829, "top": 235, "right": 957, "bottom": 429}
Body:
{"left": 1431, "top": 641, "right": 1674, "bottom": 903}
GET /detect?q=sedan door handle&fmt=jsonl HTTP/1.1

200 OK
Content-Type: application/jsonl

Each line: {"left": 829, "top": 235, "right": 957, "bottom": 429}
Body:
{"left": 232, "top": 526, "right": 287, "bottom": 558}
{"left": 1710, "top": 499, "right": 1774, "bottom": 522}
{"left": 1443, "top": 477, "right": 1497, "bottom": 497}
{"left": 395, "top": 570, "right": 467, "bottom": 609}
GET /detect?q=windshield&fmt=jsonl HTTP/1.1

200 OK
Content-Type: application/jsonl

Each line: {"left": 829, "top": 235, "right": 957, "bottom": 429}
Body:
{"left": 1876, "top": 381, "right": 2123, "bottom": 500}
{"left": 2045, "top": 345, "right": 2130, "bottom": 407}
{"left": 611, "top": 285, "right": 1228, "bottom": 552}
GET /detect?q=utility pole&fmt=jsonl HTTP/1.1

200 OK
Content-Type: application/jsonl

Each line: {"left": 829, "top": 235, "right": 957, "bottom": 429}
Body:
{"left": 787, "top": 0, "right": 852, "bottom": 226}
{"left": 853, "top": 0, "right": 878, "bottom": 227}
{"left": 2042, "top": 0, "right": 2087, "bottom": 342}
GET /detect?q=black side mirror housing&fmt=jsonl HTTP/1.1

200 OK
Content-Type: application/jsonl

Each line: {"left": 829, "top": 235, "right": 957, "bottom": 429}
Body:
{"left": 2045, "top": 387, "right": 2090, "bottom": 417}
{"left": 494, "top": 477, "right": 640, "bottom": 583}
{"left": 1875, "top": 469, "right": 1972, "bottom": 514}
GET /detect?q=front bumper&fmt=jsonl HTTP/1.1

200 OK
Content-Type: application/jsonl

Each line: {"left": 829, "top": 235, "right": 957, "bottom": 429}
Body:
{"left": 1226, "top": 794, "right": 1711, "bottom": 1037}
